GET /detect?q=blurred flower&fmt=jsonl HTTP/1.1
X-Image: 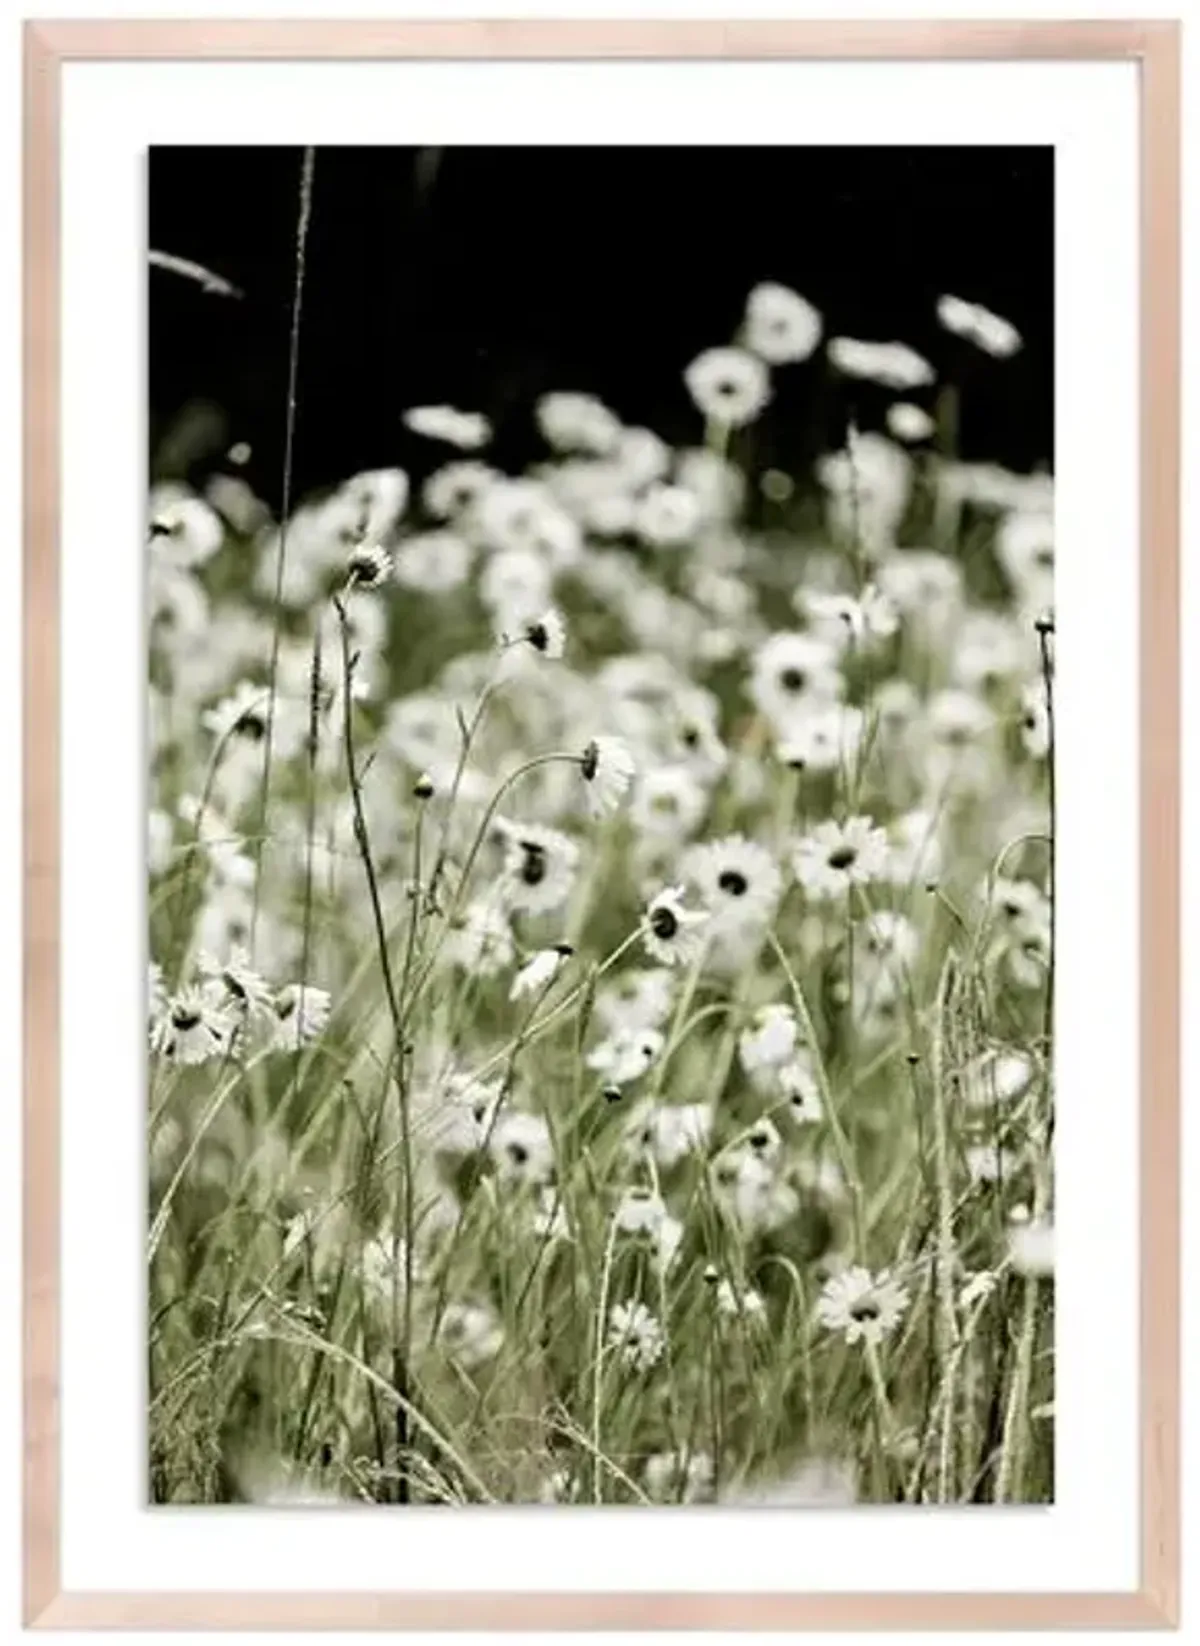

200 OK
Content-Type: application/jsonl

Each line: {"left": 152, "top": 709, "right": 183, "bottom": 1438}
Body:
{"left": 937, "top": 294, "right": 1022, "bottom": 358}
{"left": 345, "top": 542, "right": 391, "bottom": 589}
{"left": 510, "top": 945, "right": 571, "bottom": 1001}
{"left": 886, "top": 401, "right": 936, "bottom": 442}
{"left": 422, "top": 460, "right": 500, "bottom": 520}
{"left": 496, "top": 821, "right": 580, "bottom": 916}
{"left": 392, "top": 530, "right": 471, "bottom": 594}
{"left": 440, "top": 900, "right": 516, "bottom": 977}
{"left": 517, "top": 607, "right": 567, "bottom": 660}
{"left": 827, "top": 336, "right": 935, "bottom": 390}
{"left": 536, "top": 392, "right": 622, "bottom": 456}
{"left": 151, "top": 981, "right": 233, "bottom": 1064}
{"left": 643, "top": 1449, "right": 714, "bottom": 1503}
{"left": 588, "top": 1025, "right": 664, "bottom": 1086}
{"left": 149, "top": 485, "right": 225, "bottom": 568}
{"left": 739, "top": 1003, "right": 800, "bottom": 1086}
{"left": 403, "top": 404, "right": 492, "bottom": 449}
{"left": 489, "top": 1109, "right": 555, "bottom": 1188}
{"left": 1009, "top": 1217, "right": 1055, "bottom": 1278}
{"left": 272, "top": 983, "right": 332, "bottom": 1050}
{"left": 439, "top": 1301, "right": 504, "bottom": 1369}
{"left": 684, "top": 346, "right": 771, "bottom": 429}
{"left": 742, "top": 281, "right": 822, "bottom": 365}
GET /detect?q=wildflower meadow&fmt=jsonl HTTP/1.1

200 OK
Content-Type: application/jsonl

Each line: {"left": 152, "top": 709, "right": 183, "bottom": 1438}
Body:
{"left": 148, "top": 149, "right": 1054, "bottom": 1507}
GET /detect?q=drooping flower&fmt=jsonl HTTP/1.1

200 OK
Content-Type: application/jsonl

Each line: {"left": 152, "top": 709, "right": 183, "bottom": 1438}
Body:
{"left": 579, "top": 735, "right": 635, "bottom": 819}
{"left": 510, "top": 945, "right": 572, "bottom": 1001}
{"left": 641, "top": 885, "right": 710, "bottom": 968}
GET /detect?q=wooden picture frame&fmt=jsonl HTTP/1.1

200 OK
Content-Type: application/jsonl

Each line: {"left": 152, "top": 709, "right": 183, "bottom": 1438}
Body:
{"left": 23, "top": 18, "right": 1180, "bottom": 1631}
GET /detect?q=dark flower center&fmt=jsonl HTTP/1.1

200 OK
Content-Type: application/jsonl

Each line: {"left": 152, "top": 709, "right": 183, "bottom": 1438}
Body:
{"left": 779, "top": 667, "right": 807, "bottom": 693}
{"left": 827, "top": 845, "right": 857, "bottom": 871}
{"left": 650, "top": 907, "right": 679, "bottom": 941}
{"left": 850, "top": 1300, "right": 881, "bottom": 1323}
{"left": 171, "top": 1008, "right": 201, "bottom": 1031}
{"left": 520, "top": 844, "right": 548, "bottom": 886}
{"left": 223, "top": 971, "right": 246, "bottom": 1001}
{"left": 750, "top": 1130, "right": 771, "bottom": 1151}
{"left": 718, "top": 869, "right": 749, "bottom": 897}
{"left": 506, "top": 1142, "right": 529, "bottom": 1166}
{"left": 580, "top": 740, "right": 599, "bottom": 781}
{"left": 235, "top": 710, "right": 266, "bottom": 741}
{"left": 276, "top": 995, "right": 296, "bottom": 1020}
{"left": 526, "top": 622, "right": 548, "bottom": 653}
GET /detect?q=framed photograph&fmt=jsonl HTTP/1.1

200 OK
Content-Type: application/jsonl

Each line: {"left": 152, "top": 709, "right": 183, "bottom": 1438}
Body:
{"left": 24, "top": 18, "right": 1179, "bottom": 1631}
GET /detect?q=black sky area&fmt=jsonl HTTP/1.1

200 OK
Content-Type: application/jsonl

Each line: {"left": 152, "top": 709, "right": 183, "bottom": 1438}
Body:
{"left": 148, "top": 146, "right": 1054, "bottom": 509}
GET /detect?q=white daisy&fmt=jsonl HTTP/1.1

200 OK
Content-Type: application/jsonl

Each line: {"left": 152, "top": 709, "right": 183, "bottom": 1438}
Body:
{"left": 536, "top": 391, "right": 622, "bottom": 457}
{"left": 780, "top": 1054, "right": 824, "bottom": 1126}
{"left": 816, "top": 1265, "right": 910, "bottom": 1346}
{"left": 683, "top": 835, "right": 783, "bottom": 933}
{"left": 496, "top": 821, "right": 580, "bottom": 916}
{"left": 440, "top": 900, "right": 516, "bottom": 978}
{"left": 510, "top": 944, "right": 572, "bottom": 1001}
{"left": 151, "top": 982, "right": 233, "bottom": 1065}
{"left": 827, "top": 336, "right": 935, "bottom": 391}
{"left": 776, "top": 704, "right": 865, "bottom": 776}
{"left": 937, "top": 294, "right": 1022, "bottom": 359}
{"left": 488, "top": 1109, "right": 555, "bottom": 1188}
{"left": 1019, "top": 679, "right": 1051, "bottom": 758}
{"left": 518, "top": 607, "right": 567, "bottom": 660}
{"left": 885, "top": 810, "right": 944, "bottom": 890}
{"left": 629, "top": 767, "right": 708, "bottom": 843}
{"left": 580, "top": 736, "right": 635, "bottom": 818}
{"left": 439, "top": 1300, "right": 504, "bottom": 1370}
{"left": 272, "top": 983, "right": 331, "bottom": 1051}
{"left": 748, "top": 632, "right": 843, "bottom": 733}
{"left": 345, "top": 541, "right": 391, "bottom": 589}
{"left": 634, "top": 483, "right": 702, "bottom": 548}
{"left": 392, "top": 531, "right": 471, "bottom": 594}
{"left": 636, "top": 1103, "right": 713, "bottom": 1170}
{"left": 684, "top": 346, "right": 771, "bottom": 429}
{"left": 607, "top": 1300, "right": 666, "bottom": 1372}
{"left": 403, "top": 404, "right": 491, "bottom": 450}
{"left": 422, "top": 460, "right": 500, "bottom": 520}
{"left": 793, "top": 816, "right": 891, "bottom": 901}
{"left": 742, "top": 282, "right": 822, "bottom": 365}
{"left": 886, "top": 401, "right": 936, "bottom": 443}
{"left": 197, "top": 945, "right": 275, "bottom": 1033}
{"left": 587, "top": 1025, "right": 664, "bottom": 1087}
{"left": 594, "top": 969, "right": 676, "bottom": 1034}
{"left": 739, "top": 1003, "right": 800, "bottom": 1086}
{"left": 148, "top": 487, "right": 225, "bottom": 568}
{"left": 642, "top": 885, "right": 710, "bottom": 968}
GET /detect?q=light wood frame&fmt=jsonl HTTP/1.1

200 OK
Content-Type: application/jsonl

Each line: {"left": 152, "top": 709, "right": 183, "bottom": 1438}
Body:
{"left": 23, "top": 18, "right": 1180, "bottom": 1632}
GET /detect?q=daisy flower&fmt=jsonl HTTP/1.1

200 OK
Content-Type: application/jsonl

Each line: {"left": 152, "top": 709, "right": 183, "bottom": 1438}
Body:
{"left": 422, "top": 460, "right": 500, "bottom": 520}
{"left": 827, "top": 336, "right": 935, "bottom": 391}
{"left": 885, "top": 810, "right": 944, "bottom": 890}
{"left": 793, "top": 816, "right": 891, "bottom": 900}
{"left": 684, "top": 346, "right": 771, "bottom": 429}
{"left": 579, "top": 736, "right": 635, "bottom": 818}
{"left": 510, "top": 944, "right": 572, "bottom": 1001}
{"left": 488, "top": 1110, "right": 555, "bottom": 1189}
{"left": 345, "top": 541, "right": 391, "bottom": 589}
{"left": 748, "top": 632, "right": 842, "bottom": 732}
{"left": 1019, "top": 679, "right": 1051, "bottom": 758}
{"left": 587, "top": 1025, "right": 664, "bottom": 1087}
{"left": 536, "top": 391, "right": 622, "bottom": 457}
{"left": 630, "top": 767, "right": 708, "bottom": 843}
{"left": 886, "top": 401, "right": 936, "bottom": 443}
{"left": 738, "top": 1003, "right": 800, "bottom": 1086}
{"left": 642, "top": 885, "right": 710, "bottom": 968}
{"left": 392, "top": 530, "right": 471, "bottom": 594}
{"left": 594, "top": 969, "right": 676, "bottom": 1034}
{"left": 635, "top": 1102, "right": 713, "bottom": 1170}
{"left": 402, "top": 403, "right": 492, "bottom": 450}
{"left": 439, "top": 1301, "right": 504, "bottom": 1370}
{"left": 148, "top": 487, "right": 225, "bottom": 568}
{"left": 742, "top": 281, "right": 822, "bottom": 365}
{"left": 776, "top": 704, "right": 864, "bottom": 776}
{"left": 937, "top": 294, "right": 1022, "bottom": 358}
{"left": 634, "top": 483, "right": 702, "bottom": 548}
{"left": 151, "top": 982, "right": 233, "bottom": 1065}
{"left": 518, "top": 608, "right": 567, "bottom": 660}
{"left": 607, "top": 1301, "right": 666, "bottom": 1372}
{"left": 271, "top": 984, "right": 332, "bottom": 1051}
{"left": 496, "top": 821, "right": 580, "bottom": 916}
{"left": 815, "top": 1265, "right": 910, "bottom": 1346}
{"left": 440, "top": 900, "right": 516, "bottom": 978}
{"left": 197, "top": 946, "right": 275, "bottom": 1037}
{"left": 683, "top": 835, "right": 782, "bottom": 933}
{"left": 780, "top": 1054, "right": 823, "bottom": 1126}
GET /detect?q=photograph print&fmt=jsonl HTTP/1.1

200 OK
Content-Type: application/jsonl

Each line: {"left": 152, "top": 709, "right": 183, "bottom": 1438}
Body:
{"left": 147, "top": 145, "right": 1055, "bottom": 1507}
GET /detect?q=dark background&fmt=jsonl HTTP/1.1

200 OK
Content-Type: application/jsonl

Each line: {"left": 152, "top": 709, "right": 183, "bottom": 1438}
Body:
{"left": 149, "top": 147, "right": 1054, "bottom": 509}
